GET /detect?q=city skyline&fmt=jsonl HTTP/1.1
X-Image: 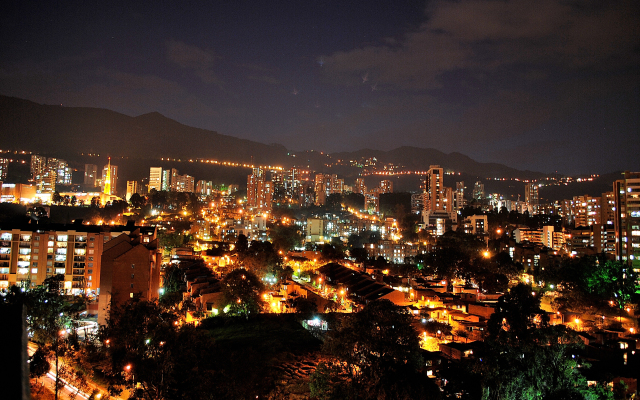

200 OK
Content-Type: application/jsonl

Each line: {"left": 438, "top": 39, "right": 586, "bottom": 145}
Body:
{"left": 1, "top": 1, "right": 639, "bottom": 175}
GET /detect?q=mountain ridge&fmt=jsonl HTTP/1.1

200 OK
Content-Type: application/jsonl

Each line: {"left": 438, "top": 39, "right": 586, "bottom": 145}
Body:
{"left": 1, "top": 95, "right": 545, "bottom": 179}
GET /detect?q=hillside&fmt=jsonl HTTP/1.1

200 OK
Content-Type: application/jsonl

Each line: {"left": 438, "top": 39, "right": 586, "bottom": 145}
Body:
{"left": 0, "top": 95, "right": 552, "bottom": 188}
{"left": 0, "top": 95, "right": 290, "bottom": 166}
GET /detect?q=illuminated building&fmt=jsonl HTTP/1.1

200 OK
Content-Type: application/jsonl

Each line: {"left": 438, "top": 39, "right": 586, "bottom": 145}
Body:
{"left": 0, "top": 223, "right": 154, "bottom": 297}
{"left": 172, "top": 173, "right": 195, "bottom": 192}
{"left": 101, "top": 159, "right": 117, "bottom": 195}
{"left": 354, "top": 178, "right": 366, "bottom": 195}
{"left": 149, "top": 167, "right": 163, "bottom": 191}
{"left": 247, "top": 168, "right": 272, "bottom": 211}
{"left": 0, "top": 183, "right": 36, "bottom": 203}
{"left": 0, "top": 158, "right": 8, "bottom": 180}
{"left": 30, "top": 155, "right": 46, "bottom": 182}
{"left": 614, "top": 171, "right": 640, "bottom": 269}
{"left": 196, "top": 180, "right": 214, "bottom": 196}
{"left": 47, "top": 158, "right": 71, "bottom": 185}
{"left": 524, "top": 183, "right": 539, "bottom": 214}
{"left": 97, "top": 227, "right": 160, "bottom": 326}
{"left": 125, "top": 181, "right": 139, "bottom": 201}
{"left": 455, "top": 181, "right": 465, "bottom": 211}
{"left": 473, "top": 181, "right": 485, "bottom": 200}
{"left": 380, "top": 180, "right": 393, "bottom": 194}
{"left": 422, "top": 165, "right": 457, "bottom": 235}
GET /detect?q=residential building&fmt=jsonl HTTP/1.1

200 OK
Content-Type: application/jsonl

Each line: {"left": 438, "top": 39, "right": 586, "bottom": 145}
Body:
{"left": 473, "top": 181, "right": 485, "bottom": 200}
{"left": 422, "top": 165, "right": 457, "bottom": 235}
{"left": 247, "top": 168, "right": 273, "bottom": 211}
{"left": 614, "top": 172, "right": 640, "bottom": 270}
{"left": 97, "top": 227, "right": 160, "bottom": 325}
{"left": 0, "top": 158, "right": 8, "bottom": 180}
{"left": 525, "top": 183, "right": 539, "bottom": 214}
{"left": 196, "top": 180, "right": 214, "bottom": 196}
{"left": 380, "top": 180, "right": 393, "bottom": 194}
{"left": 125, "top": 181, "right": 139, "bottom": 201}
{"left": 0, "top": 222, "right": 155, "bottom": 296}
{"left": 455, "top": 182, "right": 465, "bottom": 211}
{"left": 149, "top": 167, "right": 163, "bottom": 192}
{"left": 30, "top": 155, "right": 46, "bottom": 183}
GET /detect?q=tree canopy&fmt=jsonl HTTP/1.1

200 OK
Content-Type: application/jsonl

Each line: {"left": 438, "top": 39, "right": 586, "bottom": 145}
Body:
{"left": 220, "top": 269, "right": 264, "bottom": 318}
{"left": 316, "top": 299, "right": 441, "bottom": 399}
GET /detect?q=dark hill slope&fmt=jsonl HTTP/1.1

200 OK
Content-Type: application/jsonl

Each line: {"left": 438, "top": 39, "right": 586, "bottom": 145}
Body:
{"left": 0, "top": 96, "right": 289, "bottom": 165}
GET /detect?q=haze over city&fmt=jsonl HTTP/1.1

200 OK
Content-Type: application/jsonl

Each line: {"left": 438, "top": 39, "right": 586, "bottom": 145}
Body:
{"left": 2, "top": 0, "right": 639, "bottom": 174}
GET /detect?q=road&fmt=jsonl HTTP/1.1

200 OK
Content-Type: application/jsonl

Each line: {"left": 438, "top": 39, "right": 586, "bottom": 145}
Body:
{"left": 28, "top": 342, "right": 123, "bottom": 400}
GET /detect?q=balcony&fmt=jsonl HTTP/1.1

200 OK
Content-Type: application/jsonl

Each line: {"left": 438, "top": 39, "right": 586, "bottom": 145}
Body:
{"left": 74, "top": 243, "right": 87, "bottom": 249}
{"left": 19, "top": 242, "right": 31, "bottom": 248}
{"left": 0, "top": 254, "right": 10, "bottom": 260}
{"left": 0, "top": 241, "right": 11, "bottom": 247}
{"left": 72, "top": 269, "right": 85, "bottom": 275}
{"left": 74, "top": 256, "right": 86, "bottom": 262}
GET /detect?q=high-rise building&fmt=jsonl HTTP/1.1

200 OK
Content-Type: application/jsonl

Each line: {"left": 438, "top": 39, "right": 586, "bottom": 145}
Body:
{"left": 97, "top": 228, "right": 160, "bottom": 326}
{"left": 126, "top": 181, "right": 139, "bottom": 201}
{"left": 601, "top": 191, "right": 616, "bottom": 225}
{"left": 169, "top": 168, "right": 179, "bottom": 190}
{"left": 173, "top": 174, "right": 195, "bottom": 193}
{"left": 84, "top": 164, "right": 98, "bottom": 186}
{"left": 473, "top": 181, "right": 485, "bottom": 200}
{"left": 161, "top": 170, "right": 171, "bottom": 191}
{"left": 572, "top": 195, "right": 601, "bottom": 227}
{"left": 30, "top": 155, "right": 47, "bottom": 182}
{"left": 354, "top": 178, "right": 366, "bottom": 195}
{"left": 525, "top": 183, "right": 539, "bottom": 214}
{"left": 455, "top": 181, "right": 465, "bottom": 211}
{"left": 424, "top": 166, "right": 444, "bottom": 212}
{"left": 422, "top": 165, "right": 457, "bottom": 235}
{"left": 380, "top": 180, "right": 393, "bottom": 194}
{"left": 47, "top": 158, "right": 71, "bottom": 185}
{"left": 247, "top": 168, "right": 273, "bottom": 211}
{"left": 314, "top": 174, "right": 326, "bottom": 206}
{"left": 614, "top": 172, "right": 640, "bottom": 270}
{"left": 196, "top": 180, "right": 214, "bottom": 196}
{"left": 0, "top": 158, "right": 8, "bottom": 180}
{"left": 149, "top": 167, "right": 163, "bottom": 192}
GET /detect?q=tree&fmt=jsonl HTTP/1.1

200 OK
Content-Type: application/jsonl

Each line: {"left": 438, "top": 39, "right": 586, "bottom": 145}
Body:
{"left": 479, "top": 285, "right": 613, "bottom": 400}
{"left": 129, "top": 193, "right": 146, "bottom": 209}
{"left": 90, "top": 196, "right": 101, "bottom": 208}
{"left": 238, "top": 240, "right": 282, "bottom": 278}
{"left": 220, "top": 269, "right": 264, "bottom": 318}
{"left": 487, "top": 283, "right": 548, "bottom": 343}
{"left": 102, "top": 298, "right": 217, "bottom": 400}
{"left": 235, "top": 234, "right": 249, "bottom": 253}
{"left": 2, "top": 285, "right": 72, "bottom": 400}
{"left": 270, "top": 223, "right": 302, "bottom": 252}
{"left": 319, "top": 299, "right": 441, "bottom": 399}
{"left": 52, "top": 191, "right": 63, "bottom": 205}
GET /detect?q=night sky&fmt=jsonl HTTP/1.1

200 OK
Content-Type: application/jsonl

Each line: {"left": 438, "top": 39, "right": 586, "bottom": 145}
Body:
{"left": 1, "top": 1, "right": 638, "bottom": 175}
